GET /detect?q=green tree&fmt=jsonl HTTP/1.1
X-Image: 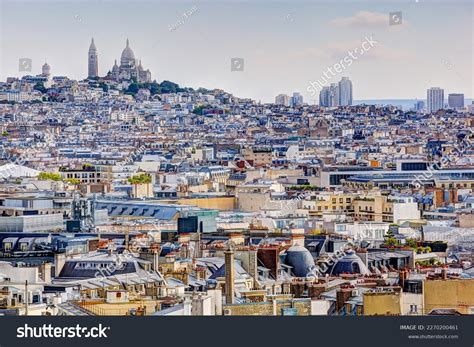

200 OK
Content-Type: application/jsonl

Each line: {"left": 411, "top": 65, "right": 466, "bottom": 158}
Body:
{"left": 405, "top": 238, "right": 418, "bottom": 249}
{"left": 99, "top": 82, "right": 109, "bottom": 93}
{"left": 149, "top": 82, "right": 160, "bottom": 95}
{"left": 384, "top": 229, "right": 398, "bottom": 246}
{"left": 193, "top": 105, "right": 211, "bottom": 115}
{"left": 65, "top": 178, "right": 81, "bottom": 185}
{"left": 34, "top": 82, "right": 47, "bottom": 93}
{"left": 159, "top": 80, "right": 180, "bottom": 94}
{"left": 126, "top": 83, "right": 140, "bottom": 94}
{"left": 38, "top": 172, "right": 62, "bottom": 181}
{"left": 128, "top": 173, "right": 152, "bottom": 184}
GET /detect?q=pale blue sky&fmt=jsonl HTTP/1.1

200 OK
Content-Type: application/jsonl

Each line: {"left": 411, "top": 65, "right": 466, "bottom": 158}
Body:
{"left": 0, "top": 0, "right": 472, "bottom": 102}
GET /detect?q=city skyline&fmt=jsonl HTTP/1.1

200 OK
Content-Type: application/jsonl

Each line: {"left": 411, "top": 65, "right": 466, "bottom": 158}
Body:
{"left": 1, "top": 0, "right": 474, "bottom": 334}
{"left": 0, "top": 0, "right": 472, "bottom": 102}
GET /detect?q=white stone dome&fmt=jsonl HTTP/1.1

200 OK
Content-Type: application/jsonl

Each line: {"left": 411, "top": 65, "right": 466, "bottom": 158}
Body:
{"left": 120, "top": 39, "right": 135, "bottom": 66}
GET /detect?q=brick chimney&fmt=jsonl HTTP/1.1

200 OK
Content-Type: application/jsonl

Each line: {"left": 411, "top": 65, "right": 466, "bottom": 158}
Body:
{"left": 224, "top": 248, "right": 235, "bottom": 304}
{"left": 336, "top": 287, "right": 353, "bottom": 313}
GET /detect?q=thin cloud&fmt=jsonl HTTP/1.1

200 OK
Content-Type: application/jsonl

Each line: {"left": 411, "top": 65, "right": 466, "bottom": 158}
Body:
{"left": 294, "top": 40, "right": 413, "bottom": 61}
{"left": 330, "top": 11, "right": 392, "bottom": 28}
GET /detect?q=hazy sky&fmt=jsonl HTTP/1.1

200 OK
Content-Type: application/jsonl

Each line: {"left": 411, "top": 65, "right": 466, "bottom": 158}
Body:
{"left": 0, "top": 0, "right": 472, "bottom": 103}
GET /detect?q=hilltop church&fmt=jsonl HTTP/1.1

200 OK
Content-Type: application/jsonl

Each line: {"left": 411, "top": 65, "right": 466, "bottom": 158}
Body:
{"left": 88, "top": 38, "right": 152, "bottom": 83}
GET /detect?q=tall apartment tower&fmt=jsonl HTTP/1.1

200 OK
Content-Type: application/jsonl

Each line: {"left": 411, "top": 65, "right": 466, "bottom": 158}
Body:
{"left": 329, "top": 83, "right": 340, "bottom": 107}
{"left": 448, "top": 93, "right": 464, "bottom": 109}
{"left": 224, "top": 248, "right": 235, "bottom": 304}
{"left": 275, "top": 94, "right": 290, "bottom": 106}
{"left": 319, "top": 86, "right": 331, "bottom": 107}
{"left": 290, "top": 92, "right": 304, "bottom": 107}
{"left": 319, "top": 77, "right": 353, "bottom": 107}
{"left": 88, "top": 38, "right": 98, "bottom": 78}
{"left": 427, "top": 87, "right": 444, "bottom": 113}
{"left": 338, "top": 77, "right": 353, "bottom": 106}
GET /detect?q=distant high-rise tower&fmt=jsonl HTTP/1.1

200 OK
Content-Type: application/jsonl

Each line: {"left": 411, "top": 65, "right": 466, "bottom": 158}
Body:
{"left": 427, "top": 87, "right": 444, "bottom": 113}
{"left": 414, "top": 100, "right": 425, "bottom": 112}
{"left": 319, "top": 77, "right": 353, "bottom": 107}
{"left": 275, "top": 94, "right": 290, "bottom": 106}
{"left": 338, "top": 77, "right": 353, "bottom": 106}
{"left": 329, "top": 83, "right": 339, "bottom": 107}
{"left": 448, "top": 93, "right": 464, "bottom": 109}
{"left": 319, "top": 86, "right": 331, "bottom": 107}
{"left": 88, "top": 38, "right": 98, "bottom": 78}
{"left": 290, "top": 92, "right": 303, "bottom": 107}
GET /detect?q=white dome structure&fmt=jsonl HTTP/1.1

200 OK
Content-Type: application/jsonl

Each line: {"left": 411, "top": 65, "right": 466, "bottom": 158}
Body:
{"left": 108, "top": 38, "right": 151, "bottom": 83}
{"left": 120, "top": 39, "right": 136, "bottom": 67}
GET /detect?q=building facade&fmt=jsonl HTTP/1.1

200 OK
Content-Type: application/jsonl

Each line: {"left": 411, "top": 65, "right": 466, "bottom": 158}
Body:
{"left": 427, "top": 87, "right": 444, "bottom": 113}
{"left": 448, "top": 93, "right": 464, "bottom": 109}
{"left": 338, "top": 77, "right": 353, "bottom": 106}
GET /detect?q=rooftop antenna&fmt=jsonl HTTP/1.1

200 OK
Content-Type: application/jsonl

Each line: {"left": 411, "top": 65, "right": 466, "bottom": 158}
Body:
{"left": 24, "top": 280, "right": 29, "bottom": 316}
